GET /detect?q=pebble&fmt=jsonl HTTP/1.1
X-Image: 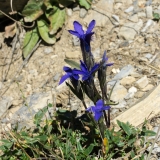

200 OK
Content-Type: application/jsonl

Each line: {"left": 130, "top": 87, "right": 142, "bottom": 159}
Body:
{"left": 110, "top": 83, "right": 128, "bottom": 102}
{"left": 67, "top": 8, "right": 72, "bottom": 16}
{"left": 135, "top": 76, "right": 149, "bottom": 89}
{"left": 53, "top": 73, "right": 61, "bottom": 81}
{"left": 141, "top": 19, "right": 154, "bottom": 32}
{"left": 0, "top": 97, "right": 13, "bottom": 117}
{"left": 79, "top": 8, "right": 87, "bottom": 18}
{"left": 141, "top": 84, "right": 154, "bottom": 92}
{"left": 44, "top": 47, "right": 54, "bottom": 54}
{"left": 146, "top": 6, "right": 153, "bottom": 18}
{"left": 128, "top": 86, "right": 137, "bottom": 93}
{"left": 125, "top": 6, "right": 134, "bottom": 13}
{"left": 134, "top": 91, "right": 145, "bottom": 98}
{"left": 120, "top": 76, "right": 136, "bottom": 86}
{"left": 128, "top": 14, "right": 139, "bottom": 23}
{"left": 119, "top": 20, "right": 143, "bottom": 40}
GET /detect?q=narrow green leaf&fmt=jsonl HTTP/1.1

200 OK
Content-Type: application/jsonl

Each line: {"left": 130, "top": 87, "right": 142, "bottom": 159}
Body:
{"left": 37, "top": 19, "right": 56, "bottom": 44}
{"left": 117, "top": 120, "right": 132, "bottom": 136}
{"left": 84, "top": 144, "right": 94, "bottom": 155}
{"left": 23, "top": 27, "right": 39, "bottom": 58}
{"left": 144, "top": 130, "right": 156, "bottom": 136}
{"left": 46, "top": 6, "right": 65, "bottom": 35}
{"left": 0, "top": 140, "right": 13, "bottom": 149}
{"left": 64, "top": 59, "right": 80, "bottom": 69}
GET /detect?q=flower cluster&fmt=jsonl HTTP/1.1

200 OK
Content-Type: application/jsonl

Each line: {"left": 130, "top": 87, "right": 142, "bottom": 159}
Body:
{"left": 59, "top": 20, "right": 113, "bottom": 122}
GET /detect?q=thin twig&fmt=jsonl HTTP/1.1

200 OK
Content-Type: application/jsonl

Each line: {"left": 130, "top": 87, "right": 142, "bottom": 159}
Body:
{"left": 146, "top": 125, "right": 160, "bottom": 160}
{"left": 0, "top": 10, "right": 35, "bottom": 28}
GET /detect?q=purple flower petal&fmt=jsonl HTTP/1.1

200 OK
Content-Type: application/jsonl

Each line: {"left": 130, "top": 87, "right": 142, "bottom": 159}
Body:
{"left": 80, "top": 60, "right": 88, "bottom": 72}
{"left": 94, "top": 112, "right": 103, "bottom": 121}
{"left": 68, "top": 30, "right": 80, "bottom": 37}
{"left": 96, "top": 99, "right": 104, "bottom": 108}
{"left": 82, "top": 74, "right": 90, "bottom": 81}
{"left": 63, "top": 66, "right": 72, "bottom": 72}
{"left": 86, "top": 106, "right": 94, "bottom": 112}
{"left": 73, "top": 21, "right": 84, "bottom": 35}
{"left": 59, "top": 74, "right": 70, "bottom": 85}
{"left": 102, "top": 51, "right": 108, "bottom": 61}
{"left": 103, "top": 106, "right": 111, "bottom": 110}
{"left": 73, "top": 69, "right": 85, "bottom": 75}
{"left": 72, "top": 74, "right": 79, "bottom": 80}
{"left": 90, "top": 64, "right": 99, "bottom": 73}
{"left": 106, "top": 63, "right": 114, "bottom": 66}
{"left": 85, "top": 32, "right": 94, "bottom": 45}
{"left": 86, "top": 20, "right": 95, "bottom": 34}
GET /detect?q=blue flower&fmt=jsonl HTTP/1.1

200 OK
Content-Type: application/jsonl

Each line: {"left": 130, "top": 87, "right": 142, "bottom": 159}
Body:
{"left": 68, "top": 20, "right": 95, "bottom": 48}
{"left": 59, "top": 66, "right": 79, "bottom": 85}
{"left": 73, "top": 60, "right": 99, "bottom": 82}
{"left": 86, "top": 100, "right": 110, "bottom": 121}
{"left": 102, "top": 51, "right": 114, "bottom": 68}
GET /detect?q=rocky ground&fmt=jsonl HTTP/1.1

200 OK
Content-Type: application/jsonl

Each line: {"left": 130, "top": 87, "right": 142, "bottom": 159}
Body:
{"left": 0, "top": 0, "right": 160, "bottom": 159}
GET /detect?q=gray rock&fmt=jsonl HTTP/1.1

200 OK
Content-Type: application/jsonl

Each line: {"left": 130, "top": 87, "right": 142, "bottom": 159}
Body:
{"left": 108, "top": 65, "right": 134, "bottom": 85}
{"left": 125, "top": 6, "right": 134, "bottom": 13}
{"left": 153, "top": 9, "right": 160, "bottom": 15}
{"left": 92, "top": 48, "right": 100, "bottom": 59}
{"left": 53, "top": 73, "right": 61, "bottom": 81}
{"left": 146, "top": 6, "right": 153, "bottom": 18}
{"left": 145, "top": 53, "right": 152, "bottom": 59}
{"left": 137, "top": 12, "right": 146, "bottom": 18}
{"left": 147, "top": 143, "right": 160, "bottom": 155}
{"left": 44, "top": 47, "right": 54, "bottom": 54}
{"left": 72, "top": 35, "right": 80, "bottom": 46}
{"left": 141, "top": 19, "right": 154, "bottom": 32}
{"left": 128, "top": 14, "right": 139, "bottom": 23}
{"left": 119, "top": 40, "right": 129, "bottom": 48}
{"left": 0, "top": 96, "right": 13, "bottom": 117}
{"left": 119, "top": 20, "right": 143, "bottom": 40}
{"left": 135, "top": 76, "right": 149, "bottom": 89}
{"left": 10, "top": 93, "right": 53, "bottom": 130}
{"left": 110, "top": 83, "right": 128, "bottom": 102}
{"left": 79, "top": 8, "right": 87, "bottom": 18}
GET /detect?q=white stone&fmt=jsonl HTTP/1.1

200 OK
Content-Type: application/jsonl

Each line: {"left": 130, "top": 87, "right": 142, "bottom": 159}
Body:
{"left": 128, "top": 86, "right": 137, "bottom": 93}
{"left": 141, "top": 19, "right": 154, "bottom": 32}
{"left": 112, "top": 100, "right": 127, "bottom": 109}
{"left": 146, "top": 6, "right": 153, "bottom": 19}
{"left": 135, "top": 76, "right": 149, "bottom": 89}
{"left": 125, "top": 6, "right": 134, "bottom": 13}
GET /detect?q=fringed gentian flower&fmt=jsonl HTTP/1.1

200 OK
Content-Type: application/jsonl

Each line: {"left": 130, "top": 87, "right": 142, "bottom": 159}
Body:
{"left": 74, "top": 60, "right": 99, "bottom": 82}
{"left": 68, "top": 20, "right": 95, "bottom": 70}
{"left": 59, "top": 66, "right": 79, "bottom": 85}
{"left": 98, "top": 51, "right": 113, "bottom": 85}
{"left": 86, "top": 100, "right": 110, "bottom": 121}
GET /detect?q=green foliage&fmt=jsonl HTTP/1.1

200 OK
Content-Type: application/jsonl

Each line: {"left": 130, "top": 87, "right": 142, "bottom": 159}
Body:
{"left": 21, "top": 0, "right": 92, "bottom": 58}
{"left": 0, "top": 103, "right": 156, "bottom": 159}
{"left": 23, "top": 27, "right": 40, "bottom": 58}
{"left": 104, "top": 120, "right": 156, "bottom": 159}
{"left": 153, "top": 13, "right": 160, "bottom": 20}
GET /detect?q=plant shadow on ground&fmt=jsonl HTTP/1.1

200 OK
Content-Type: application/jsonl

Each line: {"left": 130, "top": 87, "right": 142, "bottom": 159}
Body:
{"left": 0, "top": 103, "right": 157, "bottom": 160}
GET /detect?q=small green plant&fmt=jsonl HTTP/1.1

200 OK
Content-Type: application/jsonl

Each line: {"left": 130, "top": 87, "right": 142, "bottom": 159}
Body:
{"left": 21, "top": 0, "right": 93, "bottom": 58}
{"left": 0, "top": 19, "right": 156, "bottom": 160}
